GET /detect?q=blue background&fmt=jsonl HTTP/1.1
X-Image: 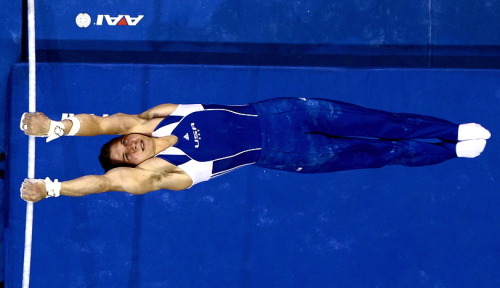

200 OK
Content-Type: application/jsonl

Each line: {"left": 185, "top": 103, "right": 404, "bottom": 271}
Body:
{"left": 1, "top": 0, "right": 499, "bottom": 287}
{"left": 34, "top": 0, "right": 500, "bottom": 68}
{"left": 7, "top": 64, "right": 500, "bottom": 288}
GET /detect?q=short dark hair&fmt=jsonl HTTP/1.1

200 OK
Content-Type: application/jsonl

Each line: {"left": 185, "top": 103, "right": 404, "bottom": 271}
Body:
{"left": 98, "top": 136, "right": 122, "bottom": 172}
{"left": 98, "top": 136, "right": 135, "bottom": 173}
{"left": 98, "top": 135, "right": 142, "bottom": 172}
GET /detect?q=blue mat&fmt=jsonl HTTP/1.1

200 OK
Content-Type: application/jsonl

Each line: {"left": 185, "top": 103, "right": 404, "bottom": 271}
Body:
{"left": 0, "top": 1, "right": 22, "bottom": 283}
{"left": 6, "top": 63, "right": 500, "bottom": 288}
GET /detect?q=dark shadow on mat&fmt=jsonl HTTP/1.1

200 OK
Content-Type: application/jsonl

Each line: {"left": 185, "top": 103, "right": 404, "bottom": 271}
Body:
{"left": 36, "top": 41, "right": 500, "bottom": 69}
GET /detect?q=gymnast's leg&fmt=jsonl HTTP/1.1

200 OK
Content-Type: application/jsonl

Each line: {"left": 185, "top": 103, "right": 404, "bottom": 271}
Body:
{"left": 301, "top": 98, "right": 461, "bottom": 141}
{"left": 302, "top": 138, "right": 459, "bottom": 173}
{"left": 253, "top": 98, "right": 489, "bottom": 171}
{"left": 255, "top": 132, "right": 464, "bottom": 173}
{"left": 251, "top": 97, "right": 459, "bottom": 140}
{"left": 255, "top": 97, "right": 490, "bottom": 142}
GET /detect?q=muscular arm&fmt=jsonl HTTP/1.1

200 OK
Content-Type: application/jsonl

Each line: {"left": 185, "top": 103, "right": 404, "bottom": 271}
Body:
{"left": 62, "top": 166, "right": 191, "bottom": 196}
{"left": 22, "top": 103, "right": 179, "bottom": 136}
{"left": 20, "top": 158, "right": 193, "bottom": 202}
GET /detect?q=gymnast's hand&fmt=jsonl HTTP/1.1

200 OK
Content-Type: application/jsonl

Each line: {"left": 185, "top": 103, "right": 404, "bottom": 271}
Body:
{"left": 20, "top": 112, "right": 51, "bottom": 136}
{"left": 20, "top": 179, "right": 48, "bottom": 202}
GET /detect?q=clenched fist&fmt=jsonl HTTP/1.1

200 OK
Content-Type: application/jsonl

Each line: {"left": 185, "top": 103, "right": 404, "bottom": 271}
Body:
{"left": 20, "top": 112, "right": 52, "bottom": 136}
{"left": 20, "top": 179, "right": 47, "bottom": 202}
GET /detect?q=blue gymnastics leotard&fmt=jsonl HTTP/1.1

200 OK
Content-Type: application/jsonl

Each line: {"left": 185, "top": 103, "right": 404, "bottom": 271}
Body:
{"left": 153, "top": 98, "right": 459, "bottom": 187}
{"left": 152, "top": 103, "right": 262, "bottom": 185}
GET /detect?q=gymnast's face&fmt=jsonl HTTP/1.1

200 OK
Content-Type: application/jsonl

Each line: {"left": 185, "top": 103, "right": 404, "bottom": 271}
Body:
{"left": 109, "top": 134, "right": 156, "bottom": 166}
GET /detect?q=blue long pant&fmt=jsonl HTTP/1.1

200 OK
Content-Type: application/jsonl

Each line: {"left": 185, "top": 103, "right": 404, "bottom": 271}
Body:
{"left": 252, "top": 98, "right": 459, "bottom": 173}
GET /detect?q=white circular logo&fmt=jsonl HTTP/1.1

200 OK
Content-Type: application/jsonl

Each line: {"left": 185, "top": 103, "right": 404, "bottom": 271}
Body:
{"left": 75, "top": 13, "right": 91, "bottom": 28}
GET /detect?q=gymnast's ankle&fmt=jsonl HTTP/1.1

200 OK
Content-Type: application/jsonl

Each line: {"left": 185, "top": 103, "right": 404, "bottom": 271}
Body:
{"left": 456, "top": 139, "right": 487, "bottom": 158}
{"left": 458, "top": 123, "right": 491, "bottom": 141}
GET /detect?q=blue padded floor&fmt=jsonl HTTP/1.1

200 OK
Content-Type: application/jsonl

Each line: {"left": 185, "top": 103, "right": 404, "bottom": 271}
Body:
{"left": 6, "top": 63, "right": 500, "bottom": 288}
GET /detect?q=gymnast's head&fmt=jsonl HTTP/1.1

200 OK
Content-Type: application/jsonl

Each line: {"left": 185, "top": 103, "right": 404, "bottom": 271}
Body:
{"left": 99, "top": 133, "right": 157, "bottom": 171}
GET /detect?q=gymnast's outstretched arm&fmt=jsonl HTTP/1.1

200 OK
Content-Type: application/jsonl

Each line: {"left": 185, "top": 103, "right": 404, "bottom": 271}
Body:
{"left": 20, "top": 158, "right": 192, "bottom": 202}
{"left": 20, "top": 103, "right": 179, "bottom": 138}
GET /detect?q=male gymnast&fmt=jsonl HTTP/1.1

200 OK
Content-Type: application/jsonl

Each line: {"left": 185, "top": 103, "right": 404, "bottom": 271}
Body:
{"left": 19, "top": 97, "right": 491, "bottom": 202}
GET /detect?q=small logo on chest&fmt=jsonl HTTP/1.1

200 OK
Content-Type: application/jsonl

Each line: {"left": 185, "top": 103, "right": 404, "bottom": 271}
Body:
{"left": 191, "top": 123, "right": 201, "bottom": 148}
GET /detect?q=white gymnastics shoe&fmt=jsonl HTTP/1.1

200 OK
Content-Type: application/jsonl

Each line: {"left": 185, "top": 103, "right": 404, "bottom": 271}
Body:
{"left": 458, "top": 123, "right": 491, "bottom": 141}
{"left": 456, "top": 139, "right": 487, "bottom": 158}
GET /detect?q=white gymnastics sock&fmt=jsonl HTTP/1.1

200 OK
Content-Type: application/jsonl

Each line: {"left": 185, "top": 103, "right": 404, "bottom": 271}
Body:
{"left": 458, "top": 123, "right": 491, "bottom": 141}
{"left": 456, "top": 139, "right": 487, "bottom": 158}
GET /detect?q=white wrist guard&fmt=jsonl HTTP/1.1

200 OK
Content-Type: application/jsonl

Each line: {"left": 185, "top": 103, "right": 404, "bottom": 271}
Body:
{"left": 44, "top": 177, "right": 61, "bottom": 198}
{"left": 66, "top": 116, "right": 81, "bottom": 136}
{"left": 45, "top": 116, "right": 81, "bottom": 142}
{"left": 46, "top": 120, "right": 65, "bottom": 142}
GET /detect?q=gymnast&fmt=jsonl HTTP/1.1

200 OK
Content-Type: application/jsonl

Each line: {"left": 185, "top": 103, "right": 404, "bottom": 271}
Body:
{"left": 19, "top": 97, "right": 491, "bottom": 202}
